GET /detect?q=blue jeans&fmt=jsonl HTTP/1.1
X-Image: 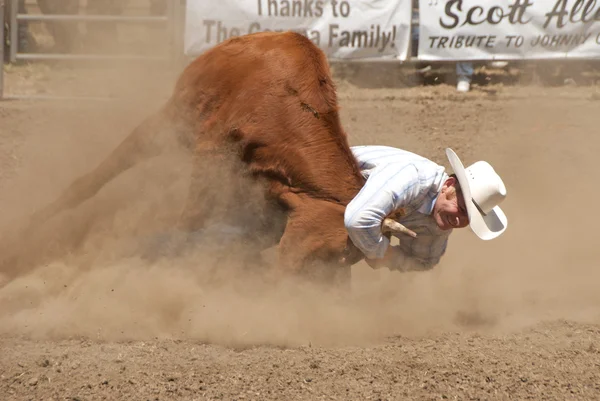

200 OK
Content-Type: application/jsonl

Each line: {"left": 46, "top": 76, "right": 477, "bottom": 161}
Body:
{"left": 456, "top": 62, "right": 474, "bottom": 82}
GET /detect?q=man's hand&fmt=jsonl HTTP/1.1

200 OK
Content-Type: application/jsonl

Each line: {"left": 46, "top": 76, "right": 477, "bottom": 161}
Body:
{"left": 365, "top": 246, "right": 402, "bottom": 270}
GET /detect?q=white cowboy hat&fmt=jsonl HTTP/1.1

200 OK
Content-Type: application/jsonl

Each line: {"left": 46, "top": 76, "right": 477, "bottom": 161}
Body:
{"left": 445, "top": 148, "right": 508, "bottom": 240}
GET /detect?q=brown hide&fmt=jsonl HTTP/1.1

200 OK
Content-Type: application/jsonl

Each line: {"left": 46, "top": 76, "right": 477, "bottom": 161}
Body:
{"left": 6, "top": 31, "right": 366, "bottom": 279}
{"left": 170, "top": 31, "right": 364, "bottom": 205}
{"left": 166, "top": 31, "right": 366, "bottom": 272}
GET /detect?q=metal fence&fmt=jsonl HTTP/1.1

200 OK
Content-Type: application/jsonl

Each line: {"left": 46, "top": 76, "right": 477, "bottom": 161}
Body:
{"left": 1, "top": 0, "right": 186, "bottom": 100}
{"left": 1, "top": 0, "right": 5, "bottom": 99}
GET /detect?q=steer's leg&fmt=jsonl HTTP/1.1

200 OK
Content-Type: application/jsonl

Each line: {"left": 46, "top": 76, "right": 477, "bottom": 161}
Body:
{"left": 0, "top": 110, "right": 179, "bottom": 280}
{"left": 276, "top": 199, "right": 351, "bottom": 286}
{"left": 27, "top": 110, "right": 175, "bottom": 231}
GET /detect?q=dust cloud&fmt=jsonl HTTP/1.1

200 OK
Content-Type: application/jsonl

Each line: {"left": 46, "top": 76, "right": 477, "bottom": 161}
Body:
{"left": 1, "top": 129, "right": 599, "bottom": 349}
{"left": 1, "top": 8, "right": 600, "bottom": 349}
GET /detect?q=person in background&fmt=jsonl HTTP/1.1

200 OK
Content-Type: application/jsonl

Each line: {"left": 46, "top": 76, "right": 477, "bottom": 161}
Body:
{"left": 36, "top": 0, "right": 81, "bottom": 53}
{"left": 85, "top": 0, "right": 126, "bottom": 49}
{"left": 456, "top": 61, "right": 474, "bottom": 92}
{"left": 3, "top": 0, "right": 10, "bottom": 61}
{"left": 410, "top": 0, "right": 474, "bottom": 93}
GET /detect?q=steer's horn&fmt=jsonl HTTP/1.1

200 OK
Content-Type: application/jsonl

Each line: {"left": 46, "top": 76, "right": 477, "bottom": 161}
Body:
{"left": 382, "top": 218, "right": 417, "bottom": 238}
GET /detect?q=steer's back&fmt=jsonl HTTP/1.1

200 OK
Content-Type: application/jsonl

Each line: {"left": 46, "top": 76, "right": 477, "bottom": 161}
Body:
{"left": 167, "top": 31, "right": 365, "bottom": 206}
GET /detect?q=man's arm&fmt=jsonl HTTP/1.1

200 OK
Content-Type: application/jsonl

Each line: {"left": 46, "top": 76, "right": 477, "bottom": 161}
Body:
{"left": 344, "top": 164, "right": 421, "bottom": 260}
{"left": 367, "top": 234, "right": 449, "bottom": 272}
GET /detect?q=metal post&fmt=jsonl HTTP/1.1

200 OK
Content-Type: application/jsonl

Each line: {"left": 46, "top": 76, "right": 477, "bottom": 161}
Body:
{"left": 2, "top": 0, "right": 188, "bottom": 100}
{"left": 166, "top": 0, "right": 175, "bottom": 63}
{"left": 17, "top": 14, "right": 168, "bottom": 23}
{"left": 9, "top": 0, "right": 15, "bottom": 63}
{"left": 0, "top": 0, "right": 5, "bottom": 100}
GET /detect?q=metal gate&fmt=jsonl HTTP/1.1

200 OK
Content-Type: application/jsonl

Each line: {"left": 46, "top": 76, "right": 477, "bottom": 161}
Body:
{"left": 1, "top": 0, "right": 186, "bottom": 100}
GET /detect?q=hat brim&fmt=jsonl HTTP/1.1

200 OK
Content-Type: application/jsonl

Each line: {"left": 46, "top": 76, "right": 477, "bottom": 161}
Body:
{"left": 445, "top": 148, "right": 507, "bottom": 240}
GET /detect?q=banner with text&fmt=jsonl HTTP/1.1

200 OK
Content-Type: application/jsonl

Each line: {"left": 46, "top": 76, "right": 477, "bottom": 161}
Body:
{"left": 418, "top": 0, "right": 600, "bottom": 60}
{"left": 184, "top": 0, "right": 412, "bottom": 61}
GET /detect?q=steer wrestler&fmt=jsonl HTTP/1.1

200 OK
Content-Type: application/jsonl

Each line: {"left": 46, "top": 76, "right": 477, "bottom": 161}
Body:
{"left": 344, "top": 146, "right": 508, "bottom": 272}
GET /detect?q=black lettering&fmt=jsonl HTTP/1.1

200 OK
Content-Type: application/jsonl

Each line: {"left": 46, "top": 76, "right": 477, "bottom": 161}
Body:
{"left": 217, "top": 21, "right": 228, "bottom": 42}
{"left": 352, "top": 31, "right": 368, "bottom": 47}
{"left": 462, "top": 6, "right": 485, "bottom": 26}
{"left": 455, "top": 36, "right": 464, "bottom": 48}
{"left": 268, "top": 0, "right": 278, "bottom": 16}
{"left": 506, "top": 35, "right": 516, "bottom": 47}
{"left": 303, "top": 0, "right": 313, "bottom": 17}
{"left": 515, "top": 35, "right": 524, "bottom": 47}
{"left": 450, "top": 0, "right": 533, "bottom": 29}
{"left": 340, "top": 1, "right": 351, "bottom": 17}
{"left": 380, "top": 28, "right": 393, "bottom": 52}
{"left": 531, "top": 35, "right": 540, "bottom": 47}
{"left": 280, "top": 0, "right": 290, "bottom": 16}
{"left": 427, "top": 35, "right": 503, "bottom": 49}
{"left": 541, "top": 35, "right": 550, "bottom": 46}
{"left": 292, "top": 0, "right": 302, "bottom": 16}
{"left": 257, "top": 0, "right": 327, "bottom": 17}
{"left": 582, "top": 0, "right": 598, "bottom": 22}
{"left": 329, "top": 24, "right": 339, "bottom": 46}
{"left": 390, "top": 26, "right": 396, "bottom": 49}
{"left": 570, "top": 0, "right": 585, "bottom": 22}
{"left": 487, "top": 6, "right": 505, "bottom": 24}
{"left": 440, "top": 0, "right": 461, "bottom": 29}
{"left": 248, "top": 22, "right": 261, "bottom": 33}
{"left": 559, "top": 34, "right": 571, "bottom": 46}
{"left": 331, "top": 0, "right": 338, "bottom": 17}
{"left": 315, "top": 1, "right": 324, "bottom": 17}
{"left": 544, "top": 0, "right": 569, "bottom": 29}
{"left": 339, "top": 31, "right": 350, "bottom": 47}
{"left": 203, "top": 20, "right": 216, "bottom": 43}
{"left": 508, "top": 0, "right": 533, "bottom": 24}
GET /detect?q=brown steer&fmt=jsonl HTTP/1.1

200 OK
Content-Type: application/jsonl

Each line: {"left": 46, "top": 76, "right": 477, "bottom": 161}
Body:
{"left": 12, "top": 31, "right": 411, "bottom": 280}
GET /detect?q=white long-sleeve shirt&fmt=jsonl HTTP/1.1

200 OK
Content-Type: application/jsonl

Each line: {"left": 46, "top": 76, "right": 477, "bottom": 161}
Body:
{"left": 344, "top": 146, "right": 452, "bottom": 271}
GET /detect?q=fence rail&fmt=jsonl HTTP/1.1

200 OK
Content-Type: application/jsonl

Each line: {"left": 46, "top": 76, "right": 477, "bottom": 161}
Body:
{"left": 1, "top": 0, "right": 184, "bottom": 100}
{"left": 1, "top": 0, "right": 5, "bottom": 99}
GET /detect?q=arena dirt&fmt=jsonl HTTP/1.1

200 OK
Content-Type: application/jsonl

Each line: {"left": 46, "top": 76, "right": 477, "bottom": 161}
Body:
{"left": 1, "top": 53, "right": 600, "bottom": 399}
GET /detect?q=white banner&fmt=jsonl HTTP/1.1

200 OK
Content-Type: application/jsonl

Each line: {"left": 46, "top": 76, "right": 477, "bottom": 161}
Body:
{"left": 418, "top": 0, "right": 600, "bottom": 60}
{"left": 184, "top": 0, "right": 413, "bottom": 61}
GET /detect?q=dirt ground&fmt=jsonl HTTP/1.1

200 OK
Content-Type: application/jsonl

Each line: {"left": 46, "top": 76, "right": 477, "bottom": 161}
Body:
{"left": 1, "top": 53, "right": 600, "bottom": 401}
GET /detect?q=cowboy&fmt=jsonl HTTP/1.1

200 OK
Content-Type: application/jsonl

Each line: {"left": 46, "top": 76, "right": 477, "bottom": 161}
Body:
{"left": 344, "top": 146, "right": 507, "bottom": 272}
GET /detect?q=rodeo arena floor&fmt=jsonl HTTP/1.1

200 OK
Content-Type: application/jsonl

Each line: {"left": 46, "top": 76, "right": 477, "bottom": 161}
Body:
{"left": 2, "top": 35, "right": 600, "bottom": 401}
